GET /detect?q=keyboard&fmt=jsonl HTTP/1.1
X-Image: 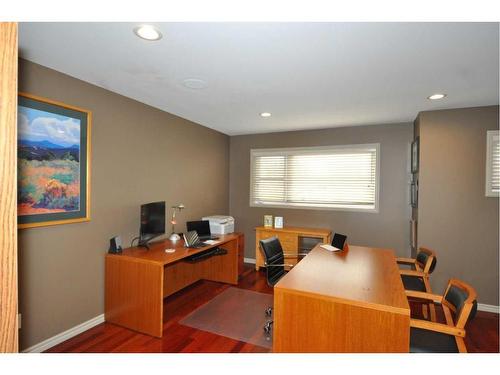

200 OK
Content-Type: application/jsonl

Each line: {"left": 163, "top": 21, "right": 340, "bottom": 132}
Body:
{"left": 185, "top": 247, "right": 227, "bottom": 262}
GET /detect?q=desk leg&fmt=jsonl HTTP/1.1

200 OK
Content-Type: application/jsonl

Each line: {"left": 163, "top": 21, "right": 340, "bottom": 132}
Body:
{"left": 105, "top": 257, "right": 164, "bottom": 338}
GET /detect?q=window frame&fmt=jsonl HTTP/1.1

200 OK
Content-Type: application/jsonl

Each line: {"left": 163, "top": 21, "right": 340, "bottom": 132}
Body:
{"left": 485, "top": 130, "right": 499, "bottom": 197}
{"left": 249, "top": 143, "right": 381, "bottom": 213}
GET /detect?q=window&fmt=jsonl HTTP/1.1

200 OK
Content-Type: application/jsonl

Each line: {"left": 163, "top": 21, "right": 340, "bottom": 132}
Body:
{"left": 250, "top": 144, "right": 380, "bottom": 212}
{"left": 486, "top": 130, "right": 500, "bottom": 197}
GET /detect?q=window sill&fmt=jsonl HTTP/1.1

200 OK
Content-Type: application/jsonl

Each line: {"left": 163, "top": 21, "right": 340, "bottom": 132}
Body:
{"left": 249, "top": 202, "right": 379, "bottom": 213}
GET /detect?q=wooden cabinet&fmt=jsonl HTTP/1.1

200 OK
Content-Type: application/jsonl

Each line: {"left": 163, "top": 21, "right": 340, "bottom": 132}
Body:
{"left": 255, "top": 226, "right": 331, "bottom": 270}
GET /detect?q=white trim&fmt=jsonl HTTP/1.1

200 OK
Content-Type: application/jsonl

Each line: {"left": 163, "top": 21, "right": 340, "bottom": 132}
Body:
{"left": 244, "top": 257, "right": 256, "bottom": 264}
{"left": 478, "top": 303, "right": 500, "bottom": 314}
{"left": 22, "top": 314, "right": 105, "bottom": 353}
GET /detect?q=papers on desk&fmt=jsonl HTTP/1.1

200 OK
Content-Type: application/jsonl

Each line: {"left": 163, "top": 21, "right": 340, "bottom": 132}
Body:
{"left": 320, "top": 244, "right": 342, "bottom": 252}
{"left": 203, "top": 240, "right": 220, "bottom": 245}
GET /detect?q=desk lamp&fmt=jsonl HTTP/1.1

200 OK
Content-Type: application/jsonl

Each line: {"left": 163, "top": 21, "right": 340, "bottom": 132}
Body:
{"left": 169, "top": 204, "right": 185, "bottom": 241}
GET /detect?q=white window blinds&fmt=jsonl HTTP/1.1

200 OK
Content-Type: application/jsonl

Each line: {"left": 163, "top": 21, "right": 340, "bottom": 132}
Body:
{"left": 250, "top": 144, "right": 379, "bottom": 211}
{"left": 486, "top": 130, "right": 500, "bottom": 197}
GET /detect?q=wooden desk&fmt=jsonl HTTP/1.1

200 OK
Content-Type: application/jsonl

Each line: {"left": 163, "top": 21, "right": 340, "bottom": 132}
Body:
{"left": 105, "top": 233, "right": 241, "bottom": 337}
{"left": 273, "top": 244, "right": 410, "bottom": 352}
{"left": 255, "top": 226, "right": 332, "bottom": 270}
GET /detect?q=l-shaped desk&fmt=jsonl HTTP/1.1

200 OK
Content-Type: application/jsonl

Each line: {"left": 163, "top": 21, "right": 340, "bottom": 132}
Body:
{"left": 105, "top": 233, "right": 242, "bottom": 337}
{"left": 106, "top": 233, "right": 410, "bottom": 352}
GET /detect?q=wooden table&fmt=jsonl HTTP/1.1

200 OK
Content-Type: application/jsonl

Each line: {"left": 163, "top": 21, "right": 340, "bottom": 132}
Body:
{"left": 105, "top": 233, "right": 242, "bottom": 337}
{"left": 255, "top": 226, "right": 332, "bottom": 270}
{"left": 273, "top": 244, "right": 410, "bottom": 352}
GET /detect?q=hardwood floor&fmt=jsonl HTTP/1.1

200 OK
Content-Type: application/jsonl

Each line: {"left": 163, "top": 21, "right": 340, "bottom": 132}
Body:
{"left": 46, "top": 265, "right": 498, "bottom": 353}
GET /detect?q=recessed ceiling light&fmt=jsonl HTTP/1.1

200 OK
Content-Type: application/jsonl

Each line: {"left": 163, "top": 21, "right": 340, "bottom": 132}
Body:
{"left": 134, "top": 25, "right": 162, "bottom": 41}
{"left": 260, "top": 112, "right": 272, "bottom": 118}
{"left": 182, "top": 78, "right": 208, "bottom": 89}
{"left": 428, "top": 93, "right": 446, "bottom": 100}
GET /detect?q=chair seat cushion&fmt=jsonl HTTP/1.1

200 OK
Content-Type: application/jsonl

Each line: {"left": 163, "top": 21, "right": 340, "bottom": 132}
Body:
{"left": 401, "top": 275, "right": 426, "bottom": 291}
{"left": 410, "top": 327, "right": 459, "bottom": 353}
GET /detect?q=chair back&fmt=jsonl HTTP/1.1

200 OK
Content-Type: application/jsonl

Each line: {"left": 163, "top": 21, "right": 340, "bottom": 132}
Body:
{"left": 443, "top": 278, "right": 478, "bottom": 329}
{"left": 416, "top": 247, "right": 437, "bottom": 274}
{"left": 259, "top": 236, "right": 286, "bottom": 287}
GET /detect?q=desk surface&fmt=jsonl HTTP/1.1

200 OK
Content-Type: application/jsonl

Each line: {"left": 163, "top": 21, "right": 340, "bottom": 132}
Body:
{"left": 275, "top": 244, "right": 410, "bottom": 315}
{"left": 107, "top": 233, "right": 240, "bottom": 266}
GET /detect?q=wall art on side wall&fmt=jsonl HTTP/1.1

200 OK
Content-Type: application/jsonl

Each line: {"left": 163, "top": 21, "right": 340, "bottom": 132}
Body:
{"left": 411, "top": 137, "right": 419, "bottom": 173}
{"left": 17, "top": 93, "right": 91, "bottom": 228}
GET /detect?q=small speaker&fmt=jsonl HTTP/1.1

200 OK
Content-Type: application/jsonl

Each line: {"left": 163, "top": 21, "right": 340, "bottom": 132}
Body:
{"left": 109, "top": 236, "right": 123, "bottom": 254}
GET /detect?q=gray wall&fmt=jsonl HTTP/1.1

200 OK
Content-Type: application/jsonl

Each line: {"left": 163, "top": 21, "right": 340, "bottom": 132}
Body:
{"left": 18, "top": 60, "right": 230, "bottom": 350}
{"left": 417, "top": 106, "right": 499, "bottom": 305}
{"left": 229, "top": 123, "right": 413, "bottom": 261}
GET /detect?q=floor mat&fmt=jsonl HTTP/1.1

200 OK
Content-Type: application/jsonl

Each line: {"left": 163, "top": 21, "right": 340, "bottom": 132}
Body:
{"left": 179, "top": 287, "right": 274, "bottom": 349}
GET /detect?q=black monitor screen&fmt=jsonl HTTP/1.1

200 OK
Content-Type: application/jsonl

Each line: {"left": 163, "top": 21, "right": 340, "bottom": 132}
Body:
{"left": 332, "top": 233, "right": 347, "bottom": 250}
{"left": 186, "top": 220, "right": 211, "bottom": 237}
{"left": 140, "top": 201, "right": 165, "bottom": 241}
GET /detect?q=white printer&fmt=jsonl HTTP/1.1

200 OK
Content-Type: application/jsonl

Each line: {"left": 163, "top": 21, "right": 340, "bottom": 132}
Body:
{"left": 202, "top": 215, "right": 235, "bottom": 235}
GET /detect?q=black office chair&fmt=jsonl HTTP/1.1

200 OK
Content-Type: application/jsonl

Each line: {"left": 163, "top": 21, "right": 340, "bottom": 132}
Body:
{"left": 397, "top": 247, "right": 438, "bottom": 320}
{"left": 406, "top": 278, "right": 478, "bottom": 353}
{"left": 259, "top": 236, "right": 306, "bottom": 335}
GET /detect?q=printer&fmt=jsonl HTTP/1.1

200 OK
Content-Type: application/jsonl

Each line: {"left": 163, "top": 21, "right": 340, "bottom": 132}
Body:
{"left": 201, "top": 215, "right": 235, "bottom": 235}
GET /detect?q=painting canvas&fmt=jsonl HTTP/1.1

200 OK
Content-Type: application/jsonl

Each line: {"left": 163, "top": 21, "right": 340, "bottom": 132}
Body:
{"left": 17, "top": 93, "right": 91, "bottom": 228}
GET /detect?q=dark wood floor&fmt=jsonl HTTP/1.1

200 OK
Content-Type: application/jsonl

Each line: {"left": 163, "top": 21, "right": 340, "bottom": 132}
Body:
{"left": 46, "top": 264, "right": 499, "bottom": 353}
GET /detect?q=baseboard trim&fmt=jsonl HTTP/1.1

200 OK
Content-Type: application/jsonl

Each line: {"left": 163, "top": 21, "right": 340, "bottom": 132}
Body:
{"left": 22, "top": 314, "right": 105, "bottom": 353}
{"left": 478, "top": 303, "right": 499, "bottom": 314}
{"left": 244, "top": 257, "right": 256, "bottom": 264}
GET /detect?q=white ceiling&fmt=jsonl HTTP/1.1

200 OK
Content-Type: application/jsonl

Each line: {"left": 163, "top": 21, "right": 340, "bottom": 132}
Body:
{"left": 19, "top": 22, "right": 499, "bottom": 136}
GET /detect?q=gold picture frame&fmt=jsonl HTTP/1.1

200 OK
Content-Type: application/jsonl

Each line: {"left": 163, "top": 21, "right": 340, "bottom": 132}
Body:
{"left": 17, "top": 92, "right": 91, "bottom": 229}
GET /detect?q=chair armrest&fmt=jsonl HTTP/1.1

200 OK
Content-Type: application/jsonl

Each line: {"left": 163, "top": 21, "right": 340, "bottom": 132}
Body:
{"left": 264, "top": 263, "right": 295, "bottom": 268}
{"left": 283, "top": 252, "right": 309, "bottom": 258}
{"left": 399, "top": 269, "right": 426, "bottom": 277}
{"left": 396, "top": 257, "right": 416, "bottom": 264}
{"left": 410, "top": 319, "right": 465, "bottom": 337}
{"left": 405, "top": 290, "right": 443, "bottom": 303}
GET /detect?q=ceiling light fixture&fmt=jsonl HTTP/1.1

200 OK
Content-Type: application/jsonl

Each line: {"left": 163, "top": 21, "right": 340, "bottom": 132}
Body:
{"left": 134, "top": 25, "right": 162, "bottom": 41}
{"left": 427, "top": 93, "right": 446, "bottom": 100}
{"left": 182, "top": 78, "right": 208, "bottom": 89}
{"left": 260, "top": 112, "right": 272, "bottom": 118}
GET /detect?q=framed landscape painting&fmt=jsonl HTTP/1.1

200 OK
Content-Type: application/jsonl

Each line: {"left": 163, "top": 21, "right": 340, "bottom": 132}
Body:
{"left": 17, "top": 93, "right": 91, "bottom": 228}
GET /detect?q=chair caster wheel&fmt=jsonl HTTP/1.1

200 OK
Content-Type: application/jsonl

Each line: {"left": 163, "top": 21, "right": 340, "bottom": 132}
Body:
{"left": 263, "top": 320, "right": 273, "bottom": 334}
{"left": 265, "top": 307, "right": 273, "bottom": 317}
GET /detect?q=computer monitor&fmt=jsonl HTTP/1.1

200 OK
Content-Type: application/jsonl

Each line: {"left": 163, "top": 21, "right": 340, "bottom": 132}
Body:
{"left": 186, "top": 220, "right": 211, "bottom": 237}
{"left": 331, "top": 233, "right": 347, "bottom": 250}
{"left": 139, "top": 201, "right": 165, "bottom": 248}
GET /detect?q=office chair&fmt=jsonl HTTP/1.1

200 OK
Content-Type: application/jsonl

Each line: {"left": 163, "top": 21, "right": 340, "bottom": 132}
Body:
{"left": 406, "top": 278, "right": 477, "bottom": 353}
{"left": 259, "top": 236, "right": 307, "bottom": 334}
{"left": 396, "top": 247, "right": 437, "bottom": 321}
